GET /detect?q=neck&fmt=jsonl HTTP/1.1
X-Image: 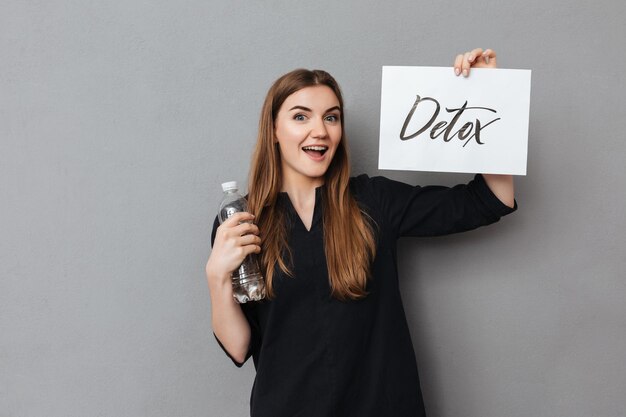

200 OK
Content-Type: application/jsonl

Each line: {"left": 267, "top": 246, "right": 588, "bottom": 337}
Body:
{"left": 280, "top": 176, "right": 324, "bottom": 208}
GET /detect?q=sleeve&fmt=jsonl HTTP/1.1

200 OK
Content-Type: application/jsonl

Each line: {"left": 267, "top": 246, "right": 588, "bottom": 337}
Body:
{"left": 210, "top": 215, "right": 260, "bottom": 368}
{"left": 361, "top": 173, "right": 517, "bottom": 238}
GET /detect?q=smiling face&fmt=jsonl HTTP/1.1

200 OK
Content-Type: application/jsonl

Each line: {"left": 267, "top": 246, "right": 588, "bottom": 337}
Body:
{"left": 274, "top": 85, "right": 343, "bottom": 190}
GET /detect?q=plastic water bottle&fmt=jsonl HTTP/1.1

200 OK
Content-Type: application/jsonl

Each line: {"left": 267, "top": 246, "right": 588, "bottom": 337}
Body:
{"left": 218, "top": 181, "right": 266, "bottom": 303}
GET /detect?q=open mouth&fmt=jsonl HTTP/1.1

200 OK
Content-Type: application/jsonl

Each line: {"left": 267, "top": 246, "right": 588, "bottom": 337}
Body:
{"left": 302, "top": 145, "right": 328, "bottom": 157}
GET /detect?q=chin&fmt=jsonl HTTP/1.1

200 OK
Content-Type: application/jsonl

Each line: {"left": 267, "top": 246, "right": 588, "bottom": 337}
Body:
{"left": 306, "top": 170, "right": 328, "bottom": 179}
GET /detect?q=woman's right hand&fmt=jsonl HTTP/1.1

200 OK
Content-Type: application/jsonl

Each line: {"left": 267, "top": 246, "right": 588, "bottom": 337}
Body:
{"left": 205, "top": 212, "right": 262, "bottom": 288}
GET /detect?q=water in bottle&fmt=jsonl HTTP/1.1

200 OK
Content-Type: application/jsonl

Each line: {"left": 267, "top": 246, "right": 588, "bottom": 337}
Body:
{"left": 218, "top": 181, "right": 266, "bottom": 303}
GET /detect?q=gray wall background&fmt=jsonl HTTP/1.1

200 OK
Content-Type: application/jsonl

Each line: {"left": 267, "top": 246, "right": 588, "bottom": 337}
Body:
{"left": 2, "top": 0, "right": 625, "bottom": 416}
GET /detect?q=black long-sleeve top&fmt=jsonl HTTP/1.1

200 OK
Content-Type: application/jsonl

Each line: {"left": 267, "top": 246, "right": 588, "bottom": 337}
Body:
{"left": 210, "top": 173, "right": 517, "bottom": 417}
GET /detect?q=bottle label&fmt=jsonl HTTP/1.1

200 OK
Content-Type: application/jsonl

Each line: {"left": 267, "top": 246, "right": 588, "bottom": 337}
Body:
{"left": 225, "top": 207, "right": 238, "bottom": 218}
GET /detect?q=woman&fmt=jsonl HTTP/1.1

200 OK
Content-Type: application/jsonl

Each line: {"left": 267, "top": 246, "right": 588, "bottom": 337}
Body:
{"left": 206, "top": 48, "right": 516, "bottom": 417}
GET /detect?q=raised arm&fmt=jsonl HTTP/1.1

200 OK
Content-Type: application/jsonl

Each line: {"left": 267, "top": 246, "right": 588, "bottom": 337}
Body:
{"left": 453, "top": 47, "right": 515, "bottom": 208}
{"left": 482, "top": 173, "right": 515, "bottom": 208}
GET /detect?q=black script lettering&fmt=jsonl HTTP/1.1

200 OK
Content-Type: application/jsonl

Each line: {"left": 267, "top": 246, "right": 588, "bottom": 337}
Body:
{"left": 430, "top": 121, "right": 448, "bottom": 139}
{"left": 400, "top": 95, "right": 440, "bottom": 141}
{"left": 464, "top": 117, "right": 500, "bottom": 147}
{"left": 399, "top": 95, "right": 501, "bottom": 147}
{"left": 445, "top": 101, "right": 501, "bottom": 147}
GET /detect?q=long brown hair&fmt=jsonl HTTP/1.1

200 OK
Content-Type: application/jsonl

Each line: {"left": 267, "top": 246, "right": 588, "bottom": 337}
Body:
{"left": 247, "top": 69, "right": 377, "bottom": 301}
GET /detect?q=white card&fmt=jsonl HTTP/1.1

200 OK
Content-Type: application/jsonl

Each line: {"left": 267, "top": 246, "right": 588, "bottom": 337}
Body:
{"left": 378, "top": 66, "right": 531, "bottom": 175}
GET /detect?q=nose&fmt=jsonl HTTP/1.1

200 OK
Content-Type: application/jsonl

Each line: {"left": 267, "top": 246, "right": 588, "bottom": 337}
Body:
{"left": 311, "top": 117, "right": 328, "bottom": 139}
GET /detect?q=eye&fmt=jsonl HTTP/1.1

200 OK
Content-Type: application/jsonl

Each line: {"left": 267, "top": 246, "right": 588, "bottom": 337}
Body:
{"left": 293, "top": 114, "right": 306, "bottom": 121}
{"left": 325, "top": 114, "right": 339, "bottom": 123}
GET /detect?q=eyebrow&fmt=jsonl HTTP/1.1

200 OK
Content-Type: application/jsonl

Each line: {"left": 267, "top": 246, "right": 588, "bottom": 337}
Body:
{"left": 288, "top": 105, "right": 341, "bottom": 113}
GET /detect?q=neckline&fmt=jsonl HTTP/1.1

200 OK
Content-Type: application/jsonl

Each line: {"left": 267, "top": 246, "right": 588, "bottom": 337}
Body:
{"left": 278, "top": 186, "right": 324, "bottom": 233}
{"left": 278, "top": 184, "right": 325, "bottom": 196}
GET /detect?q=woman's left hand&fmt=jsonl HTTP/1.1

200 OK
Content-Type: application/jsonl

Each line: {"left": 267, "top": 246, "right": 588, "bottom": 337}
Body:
{"left": 454, "top": 48, "right": 497, "bottom": 77}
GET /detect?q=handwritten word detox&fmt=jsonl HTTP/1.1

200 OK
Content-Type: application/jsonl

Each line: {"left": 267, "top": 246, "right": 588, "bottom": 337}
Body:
{"left": 399, "top": 95, "right": 501, "bottom": 147}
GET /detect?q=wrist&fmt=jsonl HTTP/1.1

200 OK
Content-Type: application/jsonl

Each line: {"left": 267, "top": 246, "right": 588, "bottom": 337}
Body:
{"left": 207, "top": 271, "right": 232, "bottom": 292}
{"left": 208, "top": 278, "right": 238, "bottom": 318}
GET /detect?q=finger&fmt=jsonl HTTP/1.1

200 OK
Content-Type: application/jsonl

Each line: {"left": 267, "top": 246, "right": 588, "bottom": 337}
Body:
{"left": 481, "top": 48, "right": 497, "bottom": 65}
{"left": 468, "top": 48, "right": 484, "bottom": 64}
{"left": 233, "top": 221, "right": 260, "bottom": 236}
{"left": 221, "top": 211, "right": 255, "bottom": 226}
{"left": 482, "top": 48, "right": 497, "bottom": 59}
{"left": 239, "top": 234, "right": 262, "bottom": 246}
{"left": 243, "top": 244, "right": 262, "bottom": 256}
{"left": 453, "top": 54, "right": 463, "bottom": 75}
{"left": 462, "top": 52, "right": 471, "bottom": 77}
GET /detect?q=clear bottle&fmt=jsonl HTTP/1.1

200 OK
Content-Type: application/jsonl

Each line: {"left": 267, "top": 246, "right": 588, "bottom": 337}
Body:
{"left": 218, "top": 181, "right": 266, "bottom": 303}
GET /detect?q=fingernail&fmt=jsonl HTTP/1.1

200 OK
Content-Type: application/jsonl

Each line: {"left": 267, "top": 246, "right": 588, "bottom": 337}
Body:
{"left": 484, "top": 56, "right": 490, "bottom": 64}
{"left": 469, "top": 55, "right": 474, "bottom": 62}
{"left": 454, "top": 67, "right": 460, "bottom": 76}
{"left": 463, "top": 69, "right": 468, "bottom": 77}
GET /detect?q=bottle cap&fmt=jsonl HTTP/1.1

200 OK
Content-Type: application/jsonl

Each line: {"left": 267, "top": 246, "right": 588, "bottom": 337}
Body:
{"left": 221, "top": 181, "right": 238, "bottom": 192}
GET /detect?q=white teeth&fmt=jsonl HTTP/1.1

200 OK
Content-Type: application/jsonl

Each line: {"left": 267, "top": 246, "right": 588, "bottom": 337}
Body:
{"left": 302, "top": 146, "right": 328, "bottom": 151}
